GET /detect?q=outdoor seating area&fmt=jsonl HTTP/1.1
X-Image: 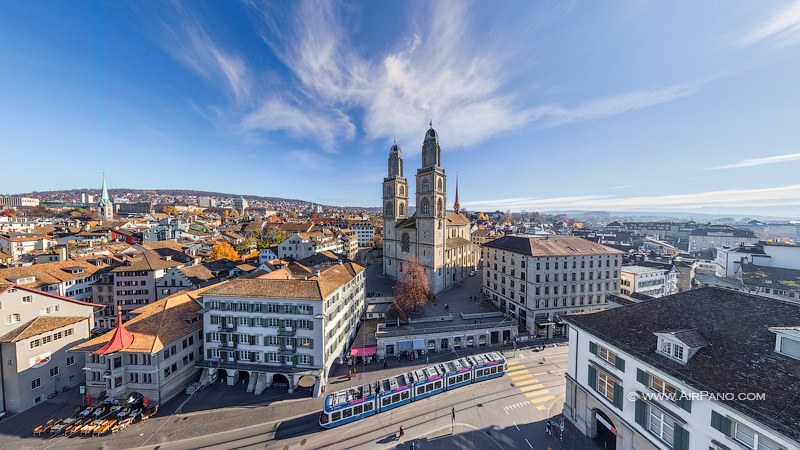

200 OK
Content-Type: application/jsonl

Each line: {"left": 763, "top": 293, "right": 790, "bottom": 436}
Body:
{"left": 32, "top": 392, "right": 157, "bottom": 438}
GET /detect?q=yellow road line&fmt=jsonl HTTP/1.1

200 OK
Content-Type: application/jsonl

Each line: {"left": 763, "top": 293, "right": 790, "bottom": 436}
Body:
{"left": 536, "top": 405, "right": 546, "bottom": 411}
{"left": 530, "top": 394, "right": 557, "bottom": 404}
{"left": 515, "top": 379, "right": 541, "bottom": 387}
{"left": 510, "top": 373, "right": 533, "bottom": 381}
{"left": 506, "top": 366, "right": 526, "bottom": 374}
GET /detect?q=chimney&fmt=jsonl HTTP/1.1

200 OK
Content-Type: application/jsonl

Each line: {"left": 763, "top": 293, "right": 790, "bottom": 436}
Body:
{"left": 315, "top": 269, "right": 321, "bottom": 277}
{"left": 58, "top": 246, "right": 67, "bottom": 262}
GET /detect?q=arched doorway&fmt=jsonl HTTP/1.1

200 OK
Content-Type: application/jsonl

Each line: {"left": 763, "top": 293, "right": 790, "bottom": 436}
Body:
{"left": 272, "top": 374, "right": 290, "bottom": 388}
{"left": 238, "top": 371, "right": 250, "bottom": 387}
{"left": 593, "top": 409, "right": 617, "bottom": 450}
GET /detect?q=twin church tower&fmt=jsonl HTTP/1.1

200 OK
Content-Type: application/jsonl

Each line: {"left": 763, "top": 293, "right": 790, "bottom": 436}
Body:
{"left": 382, "top": 123, "right": 476, "bottom": 294}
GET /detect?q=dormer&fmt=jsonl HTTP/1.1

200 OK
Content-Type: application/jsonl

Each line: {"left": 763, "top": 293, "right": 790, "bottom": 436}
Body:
{"left": 654, "top": 329, "right": 710, "bottom": 364}
{"left": 769, "top": 326, "right": 800, "bottom": 360}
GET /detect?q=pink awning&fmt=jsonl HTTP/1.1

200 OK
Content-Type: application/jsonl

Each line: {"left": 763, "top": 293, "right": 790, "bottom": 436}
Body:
{"left": 350, "top": 346, "right": 377, "bottom": 357}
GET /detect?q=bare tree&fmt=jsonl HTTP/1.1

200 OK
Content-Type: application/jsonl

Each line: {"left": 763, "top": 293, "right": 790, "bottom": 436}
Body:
{"left": 393, "top": 257, "right": 431, "bottom": 320}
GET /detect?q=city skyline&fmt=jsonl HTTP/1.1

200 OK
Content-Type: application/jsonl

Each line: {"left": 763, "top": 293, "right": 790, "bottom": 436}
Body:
{"left": 3, "top": 1, "right": 800, "bottom": 215}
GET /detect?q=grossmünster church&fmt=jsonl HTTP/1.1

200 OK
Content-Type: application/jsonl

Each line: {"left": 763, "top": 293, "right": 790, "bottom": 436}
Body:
{"left": 382, "top": 123, "right": 478, "bottom": 294}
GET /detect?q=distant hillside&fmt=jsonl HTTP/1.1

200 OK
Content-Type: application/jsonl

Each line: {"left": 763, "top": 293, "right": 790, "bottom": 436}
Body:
{"left": 19, "top": 188, "right": 306, "bottom": 203}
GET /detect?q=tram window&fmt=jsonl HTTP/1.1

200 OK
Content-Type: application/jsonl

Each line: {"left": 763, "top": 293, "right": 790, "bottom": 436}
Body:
{"left": 354, "top": 405, "right": 363, "bottom": 415}
{"left": 435, "top": 381, "right": 442, "bottom": 389}
{"left": 382, "top": 397, "right": 389, "bottom": 406}
{"left": 417, "top": 387, "right": 424, "bottom": 395}
{"left": 465, "top": 373, "right": 471, "bottom": 379}
{"left": 332, "top": 412, "right": 341, "bottom": 421}
{"left": 364, "top": 402, "right": 373, "bottom": 411}
{"left": 401, "top": 391, "right": 410, "bottom": 400}
{"left": 320, "top": 414, "right": 329, "bottom": 424}
{"left": 477, "top": 369, "right": 483, "bottom": 377}
{"left": 342, "top": 408, "right": 352, "bottom": 419}
{"left": 426, "top": 384, "right": 433, "bottom": 392}
{"left": 392, "top": 394, "right": 400, "bottom": 403}
{"left": 492, "top": 367, "right": 497, "bottom": 374}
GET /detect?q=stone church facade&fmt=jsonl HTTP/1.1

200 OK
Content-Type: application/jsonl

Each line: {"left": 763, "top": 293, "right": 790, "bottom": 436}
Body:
{"left": 382, "top": 124, "right": 478, "bottom": 294}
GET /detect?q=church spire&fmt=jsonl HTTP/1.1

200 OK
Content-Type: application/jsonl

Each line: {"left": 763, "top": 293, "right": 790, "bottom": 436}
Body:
{"left": 454, "top": 174, "right": 460, "bottom": 213}
{"left": 98, "top": 173, "right": 110, "bottom": 207}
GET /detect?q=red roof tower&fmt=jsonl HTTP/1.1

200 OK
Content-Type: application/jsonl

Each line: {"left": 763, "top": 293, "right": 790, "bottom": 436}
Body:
{"left": 92, "top": 312, "right": 134, "bottom": 355}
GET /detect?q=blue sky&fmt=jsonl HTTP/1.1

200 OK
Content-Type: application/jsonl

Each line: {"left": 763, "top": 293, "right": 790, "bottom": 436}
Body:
{"left": 3, "top": 1, "right": 800, "bottom": 216}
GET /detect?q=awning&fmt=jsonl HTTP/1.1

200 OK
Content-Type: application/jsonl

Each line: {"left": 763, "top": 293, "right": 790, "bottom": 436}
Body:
{"left": 535, "top": 317, "right": 555, "bottom": 326}
{"left": 412, "top": 339, "right": 426, "bottom": 350}
{"left": 350, "top": 346, "right": 377, "bottom": 357}
{"left": 398, "top": 341, "right": 413, "bottom": 351}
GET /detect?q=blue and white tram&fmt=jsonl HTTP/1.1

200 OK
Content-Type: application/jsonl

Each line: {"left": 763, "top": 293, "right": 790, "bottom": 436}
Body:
{"left": 320, "top": 351, "right": 507, "bottom": 428}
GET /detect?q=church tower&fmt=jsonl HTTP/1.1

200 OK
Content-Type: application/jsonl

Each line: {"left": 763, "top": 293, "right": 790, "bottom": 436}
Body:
{"left": 97, "top": 174, "right": 113, "bottom": 223}
{"left": 415, "top": 122, "right": 447, "bottom": 292}
{"left": 383, "top": 141, "right": 408, "bottom": 248}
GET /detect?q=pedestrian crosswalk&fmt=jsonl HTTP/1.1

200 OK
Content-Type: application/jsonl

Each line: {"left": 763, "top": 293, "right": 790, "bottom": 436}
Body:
{"left": 506, "top": 359, "right": 553, "bottom": 412}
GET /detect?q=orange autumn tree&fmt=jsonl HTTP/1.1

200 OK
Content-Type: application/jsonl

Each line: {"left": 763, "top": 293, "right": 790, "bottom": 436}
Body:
{"left": 211, "top": 241, "right": 239, "bottom": 261}
{"left": 393, "top": 257, "right": 431, "bottom": 320}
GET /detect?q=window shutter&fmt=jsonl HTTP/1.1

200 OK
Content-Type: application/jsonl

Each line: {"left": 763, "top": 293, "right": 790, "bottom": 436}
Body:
{"left": 588, "top": 365, "right": 597, "bottom": 390}
{"left": 634, "top": 399, "right": 647, "bottom": 427}
{"left": 205, "top": 333, "right": 212, "bottom": 342}
{"left": 612, "top": 382, "right": 624, "bottom": 410}
{"left": 676, "top": 393, "right": 692, "bottom": 413}
{"left": 615, "top": 357, "right": 625, "bottom": 372}
{"left": 589, "top": 341, "right": 598, "bottom": 355}
{"left": 309, "top": 320, "right": 314, "bottom": 330}
{"left": 710, "top": 410, "right": 731, "bottom": 436}
{"left": 636, "top": 368, "right": 650, "bottom": 386}
{"left": 309, "top": 339, "right": 314, "bottom": 349}
{"left": 673, "top": 424, "right": 690, "bottom": 450}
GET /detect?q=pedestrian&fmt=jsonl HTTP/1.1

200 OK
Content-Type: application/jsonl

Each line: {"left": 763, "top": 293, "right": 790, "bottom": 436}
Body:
{"left": 383, "top": 360, "right": 388, "bottom": 369}
{"left": 546, "top": 420, "right": 552, "bottom": 436}
{"left": 398, "top": 425, "right": 404, "bottom": 438}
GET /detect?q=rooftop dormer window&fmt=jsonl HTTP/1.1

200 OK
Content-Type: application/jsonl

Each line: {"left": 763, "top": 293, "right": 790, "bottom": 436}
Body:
{"left": 654, "top": 329, "right": 709, "bottom": 364}
{"left": 769, "top": 326, "right": 800, "bottom": 360}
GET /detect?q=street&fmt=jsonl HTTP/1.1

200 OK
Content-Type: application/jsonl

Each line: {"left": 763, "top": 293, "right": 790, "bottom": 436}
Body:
{"left": 138, "top": 345, "right": 600, "bottom": 450}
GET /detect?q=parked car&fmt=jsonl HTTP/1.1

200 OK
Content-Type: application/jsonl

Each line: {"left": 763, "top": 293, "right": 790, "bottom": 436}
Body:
{"left": 185, "top": 382, "right": 201, "bottom": 395}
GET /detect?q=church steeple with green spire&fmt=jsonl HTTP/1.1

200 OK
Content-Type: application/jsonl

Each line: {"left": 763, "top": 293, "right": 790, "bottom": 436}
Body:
{"left": 97, "top": 173, "right": 113, "bottom": 222}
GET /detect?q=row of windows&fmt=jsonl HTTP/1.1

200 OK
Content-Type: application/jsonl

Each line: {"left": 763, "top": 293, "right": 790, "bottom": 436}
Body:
{"left": 29, "top": 328, "right": 74, "bottom": 348}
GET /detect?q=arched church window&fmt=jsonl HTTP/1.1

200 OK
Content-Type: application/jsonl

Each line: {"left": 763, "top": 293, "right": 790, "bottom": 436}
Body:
{"left": 421, "top": 198, "right": 430, "bottom": 216}
{"left": 385, "top": 202, "right": 394, "bottom": 218}
{"left": 437, "top": 179, "right": 443, "bottom": 191}
{"left": 437, "top": 198, "right": 443, "bottom": 218}
{"left": 423, "top": 180, "right": 430, "bottom": 192}
{"left": 399, "top": 202, "right": 405, "bottom": 216}
{"left": 401, "top": 233, "right": 410, "bottom": 252}
{"left": 399, "top": 185, "right": 404, "bottom": 196}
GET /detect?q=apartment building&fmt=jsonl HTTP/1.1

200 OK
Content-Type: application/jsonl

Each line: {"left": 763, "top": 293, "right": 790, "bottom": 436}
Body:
{"left": 620, "top": 265, "right": 673, "bottom": 298}
{"left": 0, "top": 233, "right": 55, "bottom": 260}
{"left": 111, "top": 251, "right": 181, "bottom": 319}
{"left": 277, "top": 231, "right": 343, "bottom": 260}
{"left": 348, "top": 221, "right": 375, "bottom": 247}
{"left": 0, "top": 284, "right": 98, "bottom": 414}
{"left": 197, "top": 261, "right": 365, "bottom": 397}
{"left": 482, "top": 235, "right": 622, "bottom": 339}
{"left": 70, "top": 285, "right": 210, "bottom": 405}
{"left": 688, "top": 226, "right": 757, "bottom": 253}
{"left": 0, "top": 258, "right": 111, "bottom": 303}
{"left": 563, "top": 288, "right": 799, "bottom": 450}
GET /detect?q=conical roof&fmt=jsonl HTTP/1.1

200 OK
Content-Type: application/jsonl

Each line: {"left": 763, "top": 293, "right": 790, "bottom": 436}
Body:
{"left": 92, "top": 312, "right": 134, "bottom": 355}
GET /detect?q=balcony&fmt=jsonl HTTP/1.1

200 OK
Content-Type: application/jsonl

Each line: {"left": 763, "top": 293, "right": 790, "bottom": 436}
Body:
{"left": 196, "top": 359, "right": 311, "bottom": 373}
{"left": 220, "top": 322, "right": 237, "bottom": 332}
{"left": 277, "top": 327, "right": 296, "bottom": 337}
{"left": 219, "top": 341, "right": 238, "bottom": 351}
{"left": 279, "top": 345, "right": 296, "bottom": 356}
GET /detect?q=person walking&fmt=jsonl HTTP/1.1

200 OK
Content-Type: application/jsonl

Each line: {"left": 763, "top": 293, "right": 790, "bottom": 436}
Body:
{"left": 398, "top": 425, "right": 404, "bottom": 438}
{"left": 546, "top": 419, "right": 552, "bottom": 436}
{"left": 383, "top": 360, "right": 388, "bottom": 369}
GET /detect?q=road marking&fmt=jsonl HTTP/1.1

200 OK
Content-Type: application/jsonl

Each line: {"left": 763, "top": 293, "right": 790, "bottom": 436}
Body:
{"left": 525, "top": 438, "right": 533, "bottom": 448}
{"left": 510, "top": 373, "right": 534, "bottom": 381}
{"left": 525, "top": 390, "right": 551, "bottom": 399}
{"left": 513, "top": 422, "right": 520, "bottom": 431}
{"left": 537, "top": 405, "right": 546, "bottom": 411}
{"left": 520, "top": 384, "right": 546, "bottom": 393}
{"left": 507, "top": 360, "right": 523, "bottom": 367}
{"left": 530, "top": 394, "right": 557, "bottom": 404}
{"left": 515, "top": 378, "right": 541, "bottom": 387}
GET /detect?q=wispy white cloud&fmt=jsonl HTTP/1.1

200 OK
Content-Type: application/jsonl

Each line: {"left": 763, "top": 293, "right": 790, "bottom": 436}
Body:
{"left": 541, "top": 83, "right": 701, "bottom": 128}
{"left": 709, "top": 152, "right": 800, "bottom": 170}
{"left": 239, "top": 98, "right": 355, "bottom": 153}
{"left": 739, "top": 0, "right": 800, "bottom": 47}
{"left": 462, "top": 184, "right": 800, "bottom": 212}
{"left": 609, "top": 184, "right": 635, "bottom": 190}
{"left": 151, "top": 6, "right": 251, "bottom": 105}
